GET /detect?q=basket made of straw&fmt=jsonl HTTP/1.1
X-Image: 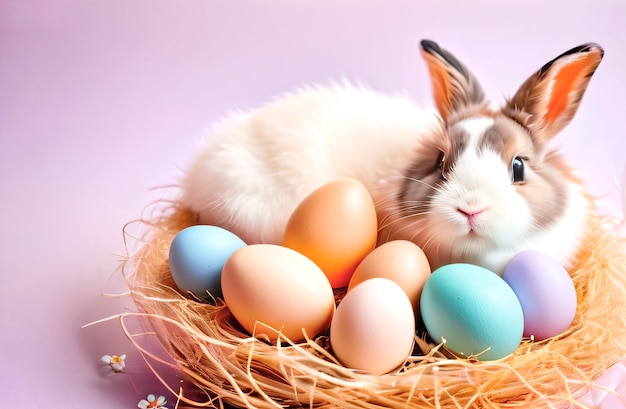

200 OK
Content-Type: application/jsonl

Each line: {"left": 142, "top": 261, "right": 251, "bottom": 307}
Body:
{"left": 122, "top": 202, "right": 626, "bottom": 409}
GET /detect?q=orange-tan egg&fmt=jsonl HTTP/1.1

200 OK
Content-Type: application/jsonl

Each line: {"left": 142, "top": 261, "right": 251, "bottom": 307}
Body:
{"left": 347, "top": 240, "right": 431, "bottom": 317}
{"left": 282, "top": 178, "right": 378, "bottom": 288}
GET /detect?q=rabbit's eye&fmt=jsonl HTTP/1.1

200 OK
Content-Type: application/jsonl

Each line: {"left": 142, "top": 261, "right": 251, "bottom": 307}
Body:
{"left": 437, "top": 152, "right": 447, "bottom": 180}
{"left": 512, "top": 156, "right": 525, "bottom": 183}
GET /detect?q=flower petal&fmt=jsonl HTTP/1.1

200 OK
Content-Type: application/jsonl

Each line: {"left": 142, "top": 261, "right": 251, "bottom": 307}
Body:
{"left": 100, "top": 355, "right": 112, "bottom": 364}
{"left": 137, "top": 399, "right": 149, "bottom": 409}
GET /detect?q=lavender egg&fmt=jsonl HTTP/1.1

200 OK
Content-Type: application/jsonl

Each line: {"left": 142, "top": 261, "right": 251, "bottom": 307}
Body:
{"left": 503, "top": 250, "right": 577, "bottom": 341}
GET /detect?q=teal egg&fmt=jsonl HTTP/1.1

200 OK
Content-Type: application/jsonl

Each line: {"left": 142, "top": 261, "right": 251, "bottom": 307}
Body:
{"left": 169, "top": 225, "right": 246, "bottom": 301}
{"left": 420, "top": 263, "right": 523, "bottom": 360}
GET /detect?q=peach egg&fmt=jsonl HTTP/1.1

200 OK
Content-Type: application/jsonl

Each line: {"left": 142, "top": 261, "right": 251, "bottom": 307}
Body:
{"left": 282, "top": 178, "right": 378, "bottom": 288}
{"left": 221, "top": 244, "right": 335, "bottom": 343}
{"left": 348, "top": 240, "right": 431, "bottom": 318}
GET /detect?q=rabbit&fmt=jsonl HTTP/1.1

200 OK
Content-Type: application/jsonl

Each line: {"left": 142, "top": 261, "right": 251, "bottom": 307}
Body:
{"left": 180, "top": 39, "right": 604, "bottom": 276}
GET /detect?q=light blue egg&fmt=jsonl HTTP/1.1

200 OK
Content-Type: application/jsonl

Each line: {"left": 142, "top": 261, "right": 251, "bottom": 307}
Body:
{"left": 169, "top": 225, "right": 246, "bottom": 301}
{"left": 420, "top": 263, "right": 523, "bottom": 361}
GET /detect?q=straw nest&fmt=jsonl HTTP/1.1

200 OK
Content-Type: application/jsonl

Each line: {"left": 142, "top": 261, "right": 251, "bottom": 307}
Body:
{"left": 121, "top": 199, "right": 626, "bottom": 409}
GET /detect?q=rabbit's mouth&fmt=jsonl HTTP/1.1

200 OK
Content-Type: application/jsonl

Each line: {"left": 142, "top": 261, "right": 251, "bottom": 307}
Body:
{"left": 457, "top": 207, "right": 487, "bottom": 233}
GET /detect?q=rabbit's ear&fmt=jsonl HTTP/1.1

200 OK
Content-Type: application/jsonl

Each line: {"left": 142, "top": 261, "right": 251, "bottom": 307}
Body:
{"left": 506, "top": 43, "right": 603, "bottom": 145}
{"left": 420, "top": 39, "right": 485, "bottom": 121}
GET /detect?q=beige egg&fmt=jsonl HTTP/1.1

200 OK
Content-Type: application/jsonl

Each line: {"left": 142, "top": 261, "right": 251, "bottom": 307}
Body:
{"left": 282, "top": 178, "right": 378, "bottom": 289}
{"left": 330, "top": 278, "right": 415, "bottom": 375}
{"left": 221, "top": 244, "right": 335, "bottom": 343}
{"left": 348, "top": 240, "right": 431, "bottom": 318}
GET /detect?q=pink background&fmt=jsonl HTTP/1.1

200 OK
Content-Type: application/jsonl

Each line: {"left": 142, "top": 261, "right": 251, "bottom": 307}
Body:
{"left": 1, "top": 0, "right": 625, "bottom": 407}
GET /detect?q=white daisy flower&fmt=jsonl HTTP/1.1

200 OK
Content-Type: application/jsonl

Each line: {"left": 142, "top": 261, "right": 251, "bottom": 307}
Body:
{"left": 100, "top": 354, "right": 126, "bottom": 373}
{"left": 137, "top": 394, "right": 167, "bottom": 409}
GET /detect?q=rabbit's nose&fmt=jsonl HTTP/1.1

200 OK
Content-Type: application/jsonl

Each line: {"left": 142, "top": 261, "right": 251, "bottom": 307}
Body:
{"left": 457, "top": 207, "right": 486, "bottom": 230}
{"left": 457, "top": 207, "right": 485, "bottom": 219}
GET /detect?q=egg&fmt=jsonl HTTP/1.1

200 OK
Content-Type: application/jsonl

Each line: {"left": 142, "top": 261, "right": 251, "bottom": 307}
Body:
{"left": 347, "top": 240, "right": 431, "bottom": 317}
{"left": 420, "top": 264, "right": 524, "bottom": 360}
{"left": 330, "top": 278, "right": 415, "bottom": 375}
{"left": 221, "top": 244, "right": 335, "bottom": 343}
{"left": 503, "top": 250, "right": 577, "bottom": 341}
{"left": 282, "top": 178, "right": 378, "bottom": 288}
{"left": 168, "top": 225, "right": 246, "bottom": 301}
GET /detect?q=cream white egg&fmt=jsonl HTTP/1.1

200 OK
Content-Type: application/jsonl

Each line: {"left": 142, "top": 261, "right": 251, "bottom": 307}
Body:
{"left": 330, "top": 278, "right": 415, "bottom": 375}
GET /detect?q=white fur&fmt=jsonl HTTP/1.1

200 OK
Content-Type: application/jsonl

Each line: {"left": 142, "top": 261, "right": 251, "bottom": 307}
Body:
{"left": 181, "top": 84, "right": 438, "bottom": 245}
{"left": 421, "top": 118, "right": 588, "bottom": 274}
